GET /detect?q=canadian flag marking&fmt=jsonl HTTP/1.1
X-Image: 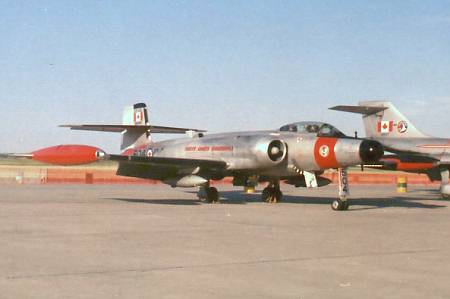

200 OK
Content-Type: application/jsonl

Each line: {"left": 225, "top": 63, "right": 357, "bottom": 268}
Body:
{"left": 377, "top": 121, "right": 393, "bottom": 134}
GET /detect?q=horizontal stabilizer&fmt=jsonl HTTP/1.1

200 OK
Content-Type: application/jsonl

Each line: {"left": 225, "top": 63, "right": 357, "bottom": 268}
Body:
{"left": 329, "top": 105, "right": 387, "bottom": 115}
{"left": 60, "top": 124, "right": 206, "bottom": 134}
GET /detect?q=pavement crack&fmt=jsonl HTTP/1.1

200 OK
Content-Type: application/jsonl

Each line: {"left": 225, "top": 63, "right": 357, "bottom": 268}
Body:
{"left": 5, "top": 247, "right": 444, "bottom": 280}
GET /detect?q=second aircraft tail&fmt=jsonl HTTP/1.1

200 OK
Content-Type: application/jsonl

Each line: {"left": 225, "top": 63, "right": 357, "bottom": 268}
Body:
{"left": 330, "top": 101, "right": 429, "bottom": 139}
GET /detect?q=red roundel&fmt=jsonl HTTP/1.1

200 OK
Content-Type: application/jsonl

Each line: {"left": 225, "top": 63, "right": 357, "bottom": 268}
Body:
{"left": 314, "top": 137, "right": 339, "bottom": 169}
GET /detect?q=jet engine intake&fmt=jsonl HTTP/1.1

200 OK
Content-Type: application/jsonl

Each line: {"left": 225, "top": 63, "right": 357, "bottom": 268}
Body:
{"left": 268, "top": 140, "right": 287, "bottom": 162}
{"left": 240, "top": 138, "right": 288, "bottom": 169}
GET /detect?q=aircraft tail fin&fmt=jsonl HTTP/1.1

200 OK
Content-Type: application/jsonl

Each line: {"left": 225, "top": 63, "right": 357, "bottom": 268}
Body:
{"left": 330, "top": 101, "right": 429, "bottom": 139}
{"left": 61, "top": 102, "right": 206, "bottom": 153}
{"left": 120, "top": 103, "right": 151, "bottom": 152}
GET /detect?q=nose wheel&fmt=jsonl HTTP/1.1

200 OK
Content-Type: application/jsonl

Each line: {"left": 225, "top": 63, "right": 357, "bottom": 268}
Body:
{"left": 331, "top": 198, "right": 349, "bottom": 211}
{"left": 262, "top": 182, "right": 283, "bottom": 203}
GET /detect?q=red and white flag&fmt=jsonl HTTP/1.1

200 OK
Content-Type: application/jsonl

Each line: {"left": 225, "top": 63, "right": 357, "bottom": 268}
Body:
{"left": 134, "top": 111, "right": 143, "bottom": 124}
{"left": 377, "top": 121, "right": 393, "bottom": 134}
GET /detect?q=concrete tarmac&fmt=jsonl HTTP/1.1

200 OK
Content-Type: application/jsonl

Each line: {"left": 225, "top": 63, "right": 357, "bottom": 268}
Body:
{"left": 1, "top": 184, "right": 449, "bottom": 299}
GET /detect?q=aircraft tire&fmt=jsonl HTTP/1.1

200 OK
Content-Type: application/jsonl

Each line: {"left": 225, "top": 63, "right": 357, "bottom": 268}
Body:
{"left": 205, "top": 187, "right": 219, "bottom": 203}
{"left": 331, "top": 199, "right": 348, "bottom": 211}
{"left": 262, "top": 187, "right": 282, "bottom": 203}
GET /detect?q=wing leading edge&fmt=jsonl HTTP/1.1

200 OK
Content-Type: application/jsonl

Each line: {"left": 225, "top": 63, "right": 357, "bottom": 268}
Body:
{"left": 60, "top": 124, "right": 206, "bottom": 134}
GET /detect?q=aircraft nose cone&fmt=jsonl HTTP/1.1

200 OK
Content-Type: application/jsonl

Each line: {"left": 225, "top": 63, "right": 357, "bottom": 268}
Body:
{"left": 359, "top": 140, "right": 384, "bottom": 163}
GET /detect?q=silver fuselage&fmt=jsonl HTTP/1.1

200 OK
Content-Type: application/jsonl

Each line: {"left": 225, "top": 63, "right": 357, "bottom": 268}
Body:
{"left": 118, "top": 129, "right": 374, "bottom": 182}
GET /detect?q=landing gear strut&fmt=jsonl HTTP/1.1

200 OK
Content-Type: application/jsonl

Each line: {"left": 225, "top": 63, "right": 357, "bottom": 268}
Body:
{"left": 262, "top": 181, "right": 283, "bottom": 203}
{"left": 332, "top": 168, "right": 349, "bottom": 211}
{"left": 198, "top": 183, "right": 220, "bottom": 203}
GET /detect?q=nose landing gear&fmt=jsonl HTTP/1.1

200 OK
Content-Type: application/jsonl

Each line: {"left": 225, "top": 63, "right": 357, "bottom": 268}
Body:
{"left": 332, "top": 168, "right": 350, "bottom": 211}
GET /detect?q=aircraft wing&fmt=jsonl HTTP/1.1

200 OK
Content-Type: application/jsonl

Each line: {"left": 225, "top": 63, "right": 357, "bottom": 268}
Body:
{"left": 108, "top": 154, "right": 227, "bottom": 169}
{"left": 110, "top": 154, "right": 228, "bottom": 181}
{"left": 329, "top": 105, "right": 388, "bottom": 115}
{"left": 60, "top": 124, "right": 206, "bottom": 134}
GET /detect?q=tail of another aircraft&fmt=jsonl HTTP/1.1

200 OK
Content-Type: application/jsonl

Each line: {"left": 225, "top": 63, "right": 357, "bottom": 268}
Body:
{"left": 330, "top": 101, "right": 429, "bottom": 139}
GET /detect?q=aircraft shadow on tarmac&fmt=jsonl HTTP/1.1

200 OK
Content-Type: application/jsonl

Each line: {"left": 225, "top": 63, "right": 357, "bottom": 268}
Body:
{"left": 105, "top": 190, "right": 447, "bottom": 210}
{"left": 106, "top": 198, "right": 203, "bottom": 206}
{"left": 219, "top": 191, "right": 447, "bottom": 210}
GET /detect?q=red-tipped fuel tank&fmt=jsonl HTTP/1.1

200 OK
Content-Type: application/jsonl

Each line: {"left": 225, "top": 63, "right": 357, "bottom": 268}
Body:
{"left": 31, "top": 145, "right": 106, "bottom": 165}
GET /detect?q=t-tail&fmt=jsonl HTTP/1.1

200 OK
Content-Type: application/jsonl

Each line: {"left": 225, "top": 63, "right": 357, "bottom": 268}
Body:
{"left": 330, "top": 101, "right": 429, "bottom": 139}
{"left": 61, "top": 102, "right": 206, "bottom": 154}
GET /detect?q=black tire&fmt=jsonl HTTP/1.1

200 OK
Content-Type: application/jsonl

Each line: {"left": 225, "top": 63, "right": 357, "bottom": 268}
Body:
{"left": 331, "top": 199, "right": 345, "bottom": 211}
{"left": 206, "top": 187, "right": 219, "bottom": 203}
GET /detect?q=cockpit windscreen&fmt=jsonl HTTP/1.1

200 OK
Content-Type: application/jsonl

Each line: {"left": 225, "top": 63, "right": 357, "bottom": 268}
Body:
{"left": 279, "top": 122, "right": 346, "bottom": 138}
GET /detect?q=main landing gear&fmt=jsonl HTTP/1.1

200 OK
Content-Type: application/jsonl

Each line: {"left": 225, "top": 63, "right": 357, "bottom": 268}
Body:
{"left": 332, "top": 168, "right": 350, "bottom": 211}
{"left": 262, "top": 181, "right": 283, "bottom": 203}
{"left": 197, "top": 183, "right": 220, "bottom": 203}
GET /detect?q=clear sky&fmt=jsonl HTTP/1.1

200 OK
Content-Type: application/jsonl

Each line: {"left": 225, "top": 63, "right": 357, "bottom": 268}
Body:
{"left": 1, "top": 1, "right": 450, "bottom": 153}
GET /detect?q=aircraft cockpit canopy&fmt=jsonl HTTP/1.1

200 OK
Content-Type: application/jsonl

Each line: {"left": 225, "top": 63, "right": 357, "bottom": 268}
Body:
{"left": 279, "top": 121, "right": 346, "bottom": 138}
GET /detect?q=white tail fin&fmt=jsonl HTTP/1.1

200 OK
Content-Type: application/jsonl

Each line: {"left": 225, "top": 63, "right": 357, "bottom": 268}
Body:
{"left": 359, "top": 101, "right": 428, "bottom": 138}
{"left": 121, "top": 103, "right": 151, "bottom": 152}
{"left": 330, "top": 101, "right": 429, "bottom": 139}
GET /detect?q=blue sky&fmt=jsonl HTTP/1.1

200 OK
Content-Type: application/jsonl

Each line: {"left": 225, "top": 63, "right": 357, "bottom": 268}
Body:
{"left": 1, "top": 1, "right": 450, "bottom": 153}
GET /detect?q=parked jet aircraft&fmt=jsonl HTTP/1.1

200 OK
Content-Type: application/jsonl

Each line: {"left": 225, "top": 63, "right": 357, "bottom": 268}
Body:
{"left": 330, "top": 101, "right": 450, "bottom": 198}
{"left": 3, "top": 103, "right": 384, "bottom": 210}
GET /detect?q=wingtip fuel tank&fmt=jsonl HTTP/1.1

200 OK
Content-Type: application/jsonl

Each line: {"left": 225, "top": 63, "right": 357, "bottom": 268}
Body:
{"left": 30, "top": 145, "right": 106, "bottom": 165}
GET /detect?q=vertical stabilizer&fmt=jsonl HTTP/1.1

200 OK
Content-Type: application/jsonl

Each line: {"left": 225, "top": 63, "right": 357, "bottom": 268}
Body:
{"left": 359, "top": 101, "right": 428, "bottom": 139}
{"left": 121, "top": 103, "right": 151, "bottom": 152}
